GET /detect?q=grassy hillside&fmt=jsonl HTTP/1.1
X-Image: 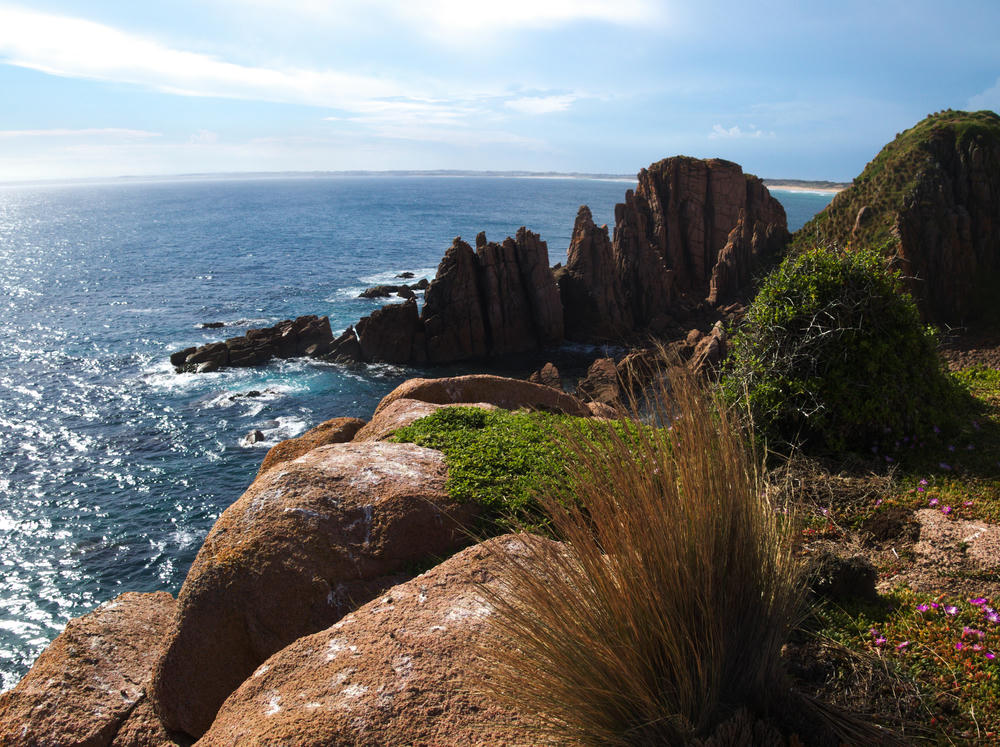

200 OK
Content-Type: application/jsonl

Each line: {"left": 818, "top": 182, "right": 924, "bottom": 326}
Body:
{"left": 793, "top": 109, "right": 1000, "bottom": 253}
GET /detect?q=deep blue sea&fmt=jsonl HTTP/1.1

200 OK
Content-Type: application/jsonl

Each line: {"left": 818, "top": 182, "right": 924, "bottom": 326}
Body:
{"left": 0, "top": 175, "right": 832, "bottom": 689}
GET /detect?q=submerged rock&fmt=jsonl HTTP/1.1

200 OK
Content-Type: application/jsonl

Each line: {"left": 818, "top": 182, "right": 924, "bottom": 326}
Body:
{"left": 170, "top": 315, "right": 334, "bottom": 373}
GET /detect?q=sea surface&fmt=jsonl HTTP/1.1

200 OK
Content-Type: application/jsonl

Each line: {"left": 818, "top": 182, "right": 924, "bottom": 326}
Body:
{"left": 0, "top": 175, "right": 832, "bottom": 689}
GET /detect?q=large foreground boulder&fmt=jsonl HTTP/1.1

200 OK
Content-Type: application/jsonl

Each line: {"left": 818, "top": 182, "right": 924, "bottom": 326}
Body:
{"left": 150, "top": 442, "right": 478, "bottom": 738}
{"left": 373, "top": 374, "right": 593, "bottom": 419}
{"left": 199, "top": 536, "right": 548, "bottom": 746}
{"left": 0, "top": 592, "right": 177, "bottom": 747}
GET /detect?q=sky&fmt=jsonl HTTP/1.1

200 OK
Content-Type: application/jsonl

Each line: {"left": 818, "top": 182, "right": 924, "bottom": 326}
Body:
{"left": 0, "top": 0, "right": 998, "bottom": 183}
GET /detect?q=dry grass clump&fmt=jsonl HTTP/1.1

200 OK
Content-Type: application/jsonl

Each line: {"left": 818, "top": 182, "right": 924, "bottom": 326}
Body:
{"left": 478, "top": 369, "right": 815, "bottom": 745}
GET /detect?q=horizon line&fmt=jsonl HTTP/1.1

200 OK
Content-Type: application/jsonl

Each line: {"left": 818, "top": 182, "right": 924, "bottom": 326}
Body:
{"left": 0, "top": 169, "right": 851, "bottom": 190}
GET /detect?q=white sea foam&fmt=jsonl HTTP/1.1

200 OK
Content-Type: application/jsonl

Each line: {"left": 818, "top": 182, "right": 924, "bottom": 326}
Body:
{"left": 358, "top": 266, "right": 436, "bottom": 285}
{"left": 243, "top": 415, "right": 310, "bottom": 448}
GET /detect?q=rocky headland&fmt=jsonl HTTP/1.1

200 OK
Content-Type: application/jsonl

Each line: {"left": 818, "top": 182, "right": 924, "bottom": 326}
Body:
{"left": 9, "top": 112, "right": 1000, "bottom": 743}
{"left": 171, "top": 156, "right": 789, "bottom": 372}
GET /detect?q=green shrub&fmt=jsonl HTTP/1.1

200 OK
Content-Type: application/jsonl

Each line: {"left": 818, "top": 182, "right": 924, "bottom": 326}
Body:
{"left": 722, "top": 246, "right": 963, "bottom": 453}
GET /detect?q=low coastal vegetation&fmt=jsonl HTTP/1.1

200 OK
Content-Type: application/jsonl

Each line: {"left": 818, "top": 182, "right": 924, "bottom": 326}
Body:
{"left": 722, "top": 245, "right": 967, "bottom": 454}
{"left": 391, "top": 407, "right": 572, "bottom": 522}
{"left": 476, "top": 371, "right": 866, "bottom": 745}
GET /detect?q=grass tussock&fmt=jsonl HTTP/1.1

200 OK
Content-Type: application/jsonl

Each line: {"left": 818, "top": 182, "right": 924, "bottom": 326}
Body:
{"left": 477, "top": 368, "right": 819, "bottom": 745}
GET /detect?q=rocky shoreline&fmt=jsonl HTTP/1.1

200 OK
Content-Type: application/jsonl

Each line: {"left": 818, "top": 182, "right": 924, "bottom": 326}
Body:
{"left": 0, "top": 373, "right": 627, "bottom": 744}
{"left": 4, "top": 155, "right": 786, "bottom": 743}
{"left": 171, "top": 156, "right": 789, "bottom": 373}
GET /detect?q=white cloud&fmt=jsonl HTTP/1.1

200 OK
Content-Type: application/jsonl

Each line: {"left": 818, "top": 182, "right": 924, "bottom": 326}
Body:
{"left": 969, "top": 78, "right": 1000, "bottom": 110}
{"left": 709, "top": 124, "right": 775, "bottom": 140}
{"left": 223, "top": 0, "right": 663, "bottom": 32}
{"left": 0, "top": 128, "right": 161, "bottom": 139}
{"left": 505, "top": 94, "right": 577, "bottom": 115}
{"left": 188, "top": 130, "right": 220, "bottom": 145}
{"left": 0, "top": 6, "right": 403, "bottom": 109}
{"left": 325, "top": 99, "right": 545, "bottom": 147}
{"left": 401, "top": 0, "right": 661, "bottom": 32}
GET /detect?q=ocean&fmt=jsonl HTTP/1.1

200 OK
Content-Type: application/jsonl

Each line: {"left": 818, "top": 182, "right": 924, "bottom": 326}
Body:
{"left": 0, "top": 175, "right": 832, "bottom": 689}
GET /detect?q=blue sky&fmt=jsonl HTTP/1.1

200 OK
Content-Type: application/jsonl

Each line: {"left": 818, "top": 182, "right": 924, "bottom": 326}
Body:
{"left": 0, "top": 0, "right": 998, "bottom": 182}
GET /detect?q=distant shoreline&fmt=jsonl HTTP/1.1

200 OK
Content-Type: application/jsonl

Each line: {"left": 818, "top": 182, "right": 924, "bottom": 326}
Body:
{"left": 1, "top": 170, "right": 849, "bottom": 190}
{"left": 763, "top": 181, "right": 847, "bottom": 194}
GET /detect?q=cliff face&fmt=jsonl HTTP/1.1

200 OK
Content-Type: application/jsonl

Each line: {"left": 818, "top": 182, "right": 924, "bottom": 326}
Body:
{"left": 407, "top": 228, "right": 563, "bottom": 364}
{"left": 795, "top": 110, "right": 1000, "bottom": 325}
{"left": 558, "top": 157, "right": 788, "bottom": 340}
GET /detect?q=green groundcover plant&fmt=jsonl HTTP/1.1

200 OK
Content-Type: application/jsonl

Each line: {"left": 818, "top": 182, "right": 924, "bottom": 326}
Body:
{"left": 391, "top": 406, "right": 649, "bottom": 528}
{"left": 722, "top": 245, "right": 965, "bottom": 454}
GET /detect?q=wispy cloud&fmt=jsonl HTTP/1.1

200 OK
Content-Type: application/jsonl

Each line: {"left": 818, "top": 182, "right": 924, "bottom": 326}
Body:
{"left": 969, "top": 78, "right": 1000, "bottom": 110}
{"left": 325, "top": 99, "right": 545, "bottom": 147}
{"left": 708, "top": 124, "right": 775, "bottom": 139}
{"left": 0, "top": 128, "right": 161, "bottom": 139}
{"left": 0, "top": 6, "right": 402, "bottom": 109}
{"left": 0, "top": 4, "right": 582, "bottom": 147}
{"left": 224, "top": 0, "right": 664, "bottom": 32}
{"left": 401, "top": 0, "right": 662, "bottom": 32}
{"left": 505, "top": 94, "right": 577, "bottom": 115}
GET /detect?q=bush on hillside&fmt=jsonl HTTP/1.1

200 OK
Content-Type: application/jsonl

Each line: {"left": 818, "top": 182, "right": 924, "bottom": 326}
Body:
{"left": 722, "top": 245, "right": 963, "bottom": 453}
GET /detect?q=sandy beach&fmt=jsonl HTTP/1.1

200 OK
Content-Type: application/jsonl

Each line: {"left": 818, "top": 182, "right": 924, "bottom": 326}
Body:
{"left": 764, "top": 183, "right": 845, "bottom": 194}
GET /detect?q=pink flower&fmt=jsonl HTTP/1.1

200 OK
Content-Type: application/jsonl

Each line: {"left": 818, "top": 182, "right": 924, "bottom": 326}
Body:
{"left": 988, "top": 611, "right": 1000, "bottom": 624}
{"left": 945, "top": 605, "right": 959, "bottom": 616}
{"left": 917, "top": 485, "right": 925, "bottom": 493}
{"left": 916, "top": 604, "right": 930, "bottom": 612}
{"left": 964, "top": 501, "right": 974, "bottom": 507}
{"left": 970, "top": 598, "right": 988, "bottom": 606}
{"left": 986, "top": 652, "right": 996, "bottom": 660}
{"left": 956, "top": 642, "right": 965, "bottom": 650}
{"left": 942, "top": 506, "right": 953, "bottom": 515}
{"left": 896, "top": 641, "right": 909, "bottom": 650}
{"left": 929, "top": 498, "right": 939, "bottom": 507}
{"left": 919, "top": 479, "right": 929, "bottom": 486}
{"left": 874, "top": 636, "right": 887, "bottom": 647}
{"left": 963, "top": 627, "right": 985, "bottom": 639}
